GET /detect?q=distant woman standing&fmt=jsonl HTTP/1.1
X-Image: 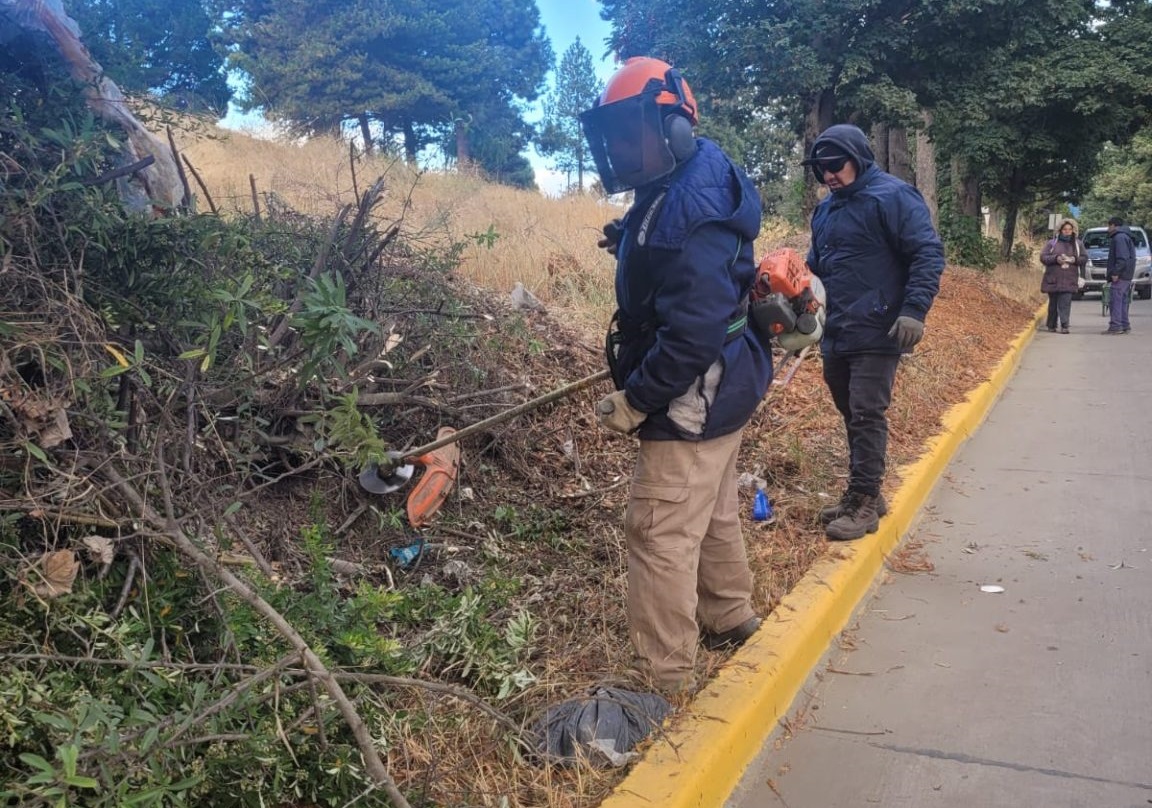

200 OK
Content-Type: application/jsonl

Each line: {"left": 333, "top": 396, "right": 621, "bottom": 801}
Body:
{"left": 1040, "top": 219, "right": 1087, "bottom": 333}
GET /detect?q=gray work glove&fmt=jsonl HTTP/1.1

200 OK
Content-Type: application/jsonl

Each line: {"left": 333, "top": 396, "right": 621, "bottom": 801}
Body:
{"left": 596, "top": 390, "right": 646, "bottom": 434}
{"left": 888, "top": 316, "right": 925, "bottom": 351}
{"left": 598, "top": 219, "right": 623, "bottom": 256}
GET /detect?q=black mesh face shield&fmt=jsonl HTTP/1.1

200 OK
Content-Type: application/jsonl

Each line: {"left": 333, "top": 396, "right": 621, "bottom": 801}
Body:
{"left": 580, "top": 92, "right": 677, "bottom": 195}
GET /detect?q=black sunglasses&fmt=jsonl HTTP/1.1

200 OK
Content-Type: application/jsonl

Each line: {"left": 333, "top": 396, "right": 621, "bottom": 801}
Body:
{"left": 817, "top": 156, "right": 850, "bottom": 174}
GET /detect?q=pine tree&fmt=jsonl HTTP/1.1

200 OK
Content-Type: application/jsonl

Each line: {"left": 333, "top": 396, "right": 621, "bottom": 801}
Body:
{"left": 220, "top": 0, "right": 551, "bottom": 170}
{"left": 64, "top": 0, "right": 231, "bottom": 112}
{"left": 537, "top": 38, "right": 602, "bottom": 192}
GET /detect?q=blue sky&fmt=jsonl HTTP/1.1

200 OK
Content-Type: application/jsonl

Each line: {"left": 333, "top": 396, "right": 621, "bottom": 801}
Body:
{"left": 532, "top": 1, "right": 615, "bottom": 192}
{"left": 538, "top": 0, "right": 616, "bottom": 82}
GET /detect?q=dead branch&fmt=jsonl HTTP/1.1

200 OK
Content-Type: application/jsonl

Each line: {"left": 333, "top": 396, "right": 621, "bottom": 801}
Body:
{"left": 159, "top": 652, "right": 302, "bottom": 752}
{"left": 222, "top": 511, "right": 275, "bottom": 578}
{"left": 180, "top": 154, "right": 217, "bottom": 215}
{"left": 0, "top": 500, "right": 119, "bottom": 529}
{"left": 249, "top": 173, "right": 261, "bottom": 220}
{"left": 81, "top": 155, "right": 154, "bottom": 187}
{"left": 109, "top": 548, "right": 139, "bottom": 619}
{"left": 349, "top": 141, "right": 361, "bottom": 203}
{"left": 165, "top": 126, "right": 193, "bottom": 213}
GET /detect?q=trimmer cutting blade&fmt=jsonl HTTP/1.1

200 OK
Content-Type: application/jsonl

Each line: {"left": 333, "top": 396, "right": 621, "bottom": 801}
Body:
{"left": 358, "top": 452, "right": 415, "bottom": 494}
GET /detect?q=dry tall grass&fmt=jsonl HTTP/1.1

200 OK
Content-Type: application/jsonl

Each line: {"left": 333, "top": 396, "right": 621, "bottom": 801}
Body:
{"left": 181, "top": 127, "right": 622, "bottom": 337}
{"left": 180, "top": 126, "right": 1041, "bottom": 344}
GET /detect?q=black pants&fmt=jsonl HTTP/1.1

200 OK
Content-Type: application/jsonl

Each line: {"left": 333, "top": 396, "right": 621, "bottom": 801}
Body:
{"left": 822, "top": 352, "right": 901, "bottom": 497}
{"left": 1046, "top": 292, "right": 1071, "bottom": 329}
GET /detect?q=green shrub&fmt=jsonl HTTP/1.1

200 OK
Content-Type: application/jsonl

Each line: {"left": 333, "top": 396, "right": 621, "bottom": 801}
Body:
{"left": 939, "top": 212, "right": 1000, "bottom": 270}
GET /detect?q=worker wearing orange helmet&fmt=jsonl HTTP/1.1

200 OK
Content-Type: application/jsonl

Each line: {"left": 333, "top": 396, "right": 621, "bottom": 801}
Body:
{"left": 581, "top": 57, "right": 771, "bottom": 694}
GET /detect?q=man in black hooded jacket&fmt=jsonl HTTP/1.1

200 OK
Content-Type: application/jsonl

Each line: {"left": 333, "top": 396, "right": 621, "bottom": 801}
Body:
{"left": 803, "top": 124, "right": 945, "bottom": 540}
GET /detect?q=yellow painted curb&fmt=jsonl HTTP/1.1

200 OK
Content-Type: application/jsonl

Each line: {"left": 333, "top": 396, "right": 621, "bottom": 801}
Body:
{"left": 600, "top": 308, "right": 1044, "bottom": 808}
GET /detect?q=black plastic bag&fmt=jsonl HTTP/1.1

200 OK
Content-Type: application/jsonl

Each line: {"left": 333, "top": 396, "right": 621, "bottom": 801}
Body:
{"left": 529, "top": 686, "right": 672, "bottom": 768}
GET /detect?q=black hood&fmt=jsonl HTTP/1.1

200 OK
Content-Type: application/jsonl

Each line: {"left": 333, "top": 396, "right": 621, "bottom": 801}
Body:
{"left": 807, "top": 124, "right": 876, "bottom": 176}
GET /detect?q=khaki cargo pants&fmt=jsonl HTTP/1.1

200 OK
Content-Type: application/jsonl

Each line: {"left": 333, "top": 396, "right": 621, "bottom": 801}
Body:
{"left": 625, "top": 429, "right": 756, "bottom": 691}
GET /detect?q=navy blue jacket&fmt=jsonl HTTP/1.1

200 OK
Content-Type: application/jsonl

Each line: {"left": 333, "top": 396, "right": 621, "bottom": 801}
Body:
{"left": 611, "top": 138, "right": 772, "bottom": 441}
{"left": 1108, "top": 226, "right": 1135, "bottom": 281}
{"left": 805, "top": 125, "right": 945, "bottom": 356}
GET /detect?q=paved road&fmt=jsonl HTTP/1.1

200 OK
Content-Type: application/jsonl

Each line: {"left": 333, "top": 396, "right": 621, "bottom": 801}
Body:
{"left": 729, "top": 297, "right": 1152, "bottom": 808}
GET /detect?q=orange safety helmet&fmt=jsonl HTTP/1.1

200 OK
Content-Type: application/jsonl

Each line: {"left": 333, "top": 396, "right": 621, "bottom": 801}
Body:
{"left": 599, "top": 57, "right": 698, "bottom": 125}
{"left": 580, "top": 57, "right": 699, "bottom": 194}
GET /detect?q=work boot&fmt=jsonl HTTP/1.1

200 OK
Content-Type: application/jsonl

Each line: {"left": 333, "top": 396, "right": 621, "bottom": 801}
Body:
{"left": 819, "top": 490, "right": 888, "bottom": 525}
{"left": 825, "top": 492, "right": 883, "bottom": 541}
{"left": 701, "top": 616, "right": 762, "bottom": 652}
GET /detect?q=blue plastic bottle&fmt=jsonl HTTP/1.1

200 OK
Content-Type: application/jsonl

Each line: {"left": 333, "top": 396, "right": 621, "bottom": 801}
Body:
{"left": 752, "top": 489, "right": 773, "bottom": 522}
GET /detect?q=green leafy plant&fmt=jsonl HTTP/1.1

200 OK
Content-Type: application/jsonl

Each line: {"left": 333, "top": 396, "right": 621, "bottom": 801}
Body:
{"left": 1009, "top": 242, "right": 1033, "bottom": 268}
{"left": 178, "top": 272, "right": 263, "bottom": 371}
{"left": 940, "top": 212, "right": 1000, "bottom": 270}
{"left": 302, "top": 389, "right": 389, "bottom": 470}
{"left": 467, "top": 224, "right": 501, "bottom": 249}
{"left": 294, "top": 272, "right": 381, "bottom": 382}
{"left": 404, "top": 584, "right": 538, "bottom": 700}
{"left": 493, "top": 504, "right": 571, "bottom": 544}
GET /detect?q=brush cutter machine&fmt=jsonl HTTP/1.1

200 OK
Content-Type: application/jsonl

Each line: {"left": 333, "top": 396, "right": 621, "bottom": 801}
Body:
{"left": 750, "top": 247, "right": 826, "bottom": 386}
{"left": 358, "top": 369, "right": 611, "bottom": 526}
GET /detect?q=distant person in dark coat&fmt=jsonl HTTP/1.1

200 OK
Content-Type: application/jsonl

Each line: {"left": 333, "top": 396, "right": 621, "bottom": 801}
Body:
{"left": 1039, "top": 218, "right": 1087, "bottom": 334}
{"left": 802, "top": 124, "right": 945, "bottom": 541}
{"left": 1103, "top": 216, "right": 1135, "bottom": 334}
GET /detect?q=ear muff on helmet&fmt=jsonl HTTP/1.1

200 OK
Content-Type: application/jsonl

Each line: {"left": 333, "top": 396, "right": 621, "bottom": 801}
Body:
{"left": 664, "top": 114, "right": 696, "bottom": 162}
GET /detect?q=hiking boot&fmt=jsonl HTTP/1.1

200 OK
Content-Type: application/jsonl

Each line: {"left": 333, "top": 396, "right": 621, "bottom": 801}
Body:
{"left": 1045, "top": 326, "right": 1057, "bottom": 332}
{"left": 701, "top": 616, "right": 762, "bottom": 652}
{"left": 1060, "top": 326, "right": 1070, "bottom": 334}
{"left": 819, "top": 490, "right": 888, "bottom": 525}
{"left": 825, "top": 492, "right": 883, "bottom": 541}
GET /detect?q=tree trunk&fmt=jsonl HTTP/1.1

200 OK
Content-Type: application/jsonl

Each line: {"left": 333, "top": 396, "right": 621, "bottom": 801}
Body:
{"left": 1000, "top": 203, "right": 1019, "bottom": 260}
{"left": 454, "top": 118, "right": 470, "bottom": 168}
{"left": 403, "top": 121, "right": 418, "bottom": 164}
{"left": 951, "top": 157, "right": 982, "bottom": 218}
{"left": 999, "top": 169, "right": 1030, "bottom": 259}
{"left": 872, "top": 123, "right": 890, "bottom": 171}
{"left": 802, "top": 89, "right": 837, "bottom": 217}
{"left": 358, "top": 114, "right": 374, "bottom": 156}
{"left": 888, "top": 127, "right": 912, "bottom": 183}
{"left": 915, "top": 110, "right": 938, "bottom": 228}
{"left": 985, "top": 207, "right": 1000, "bottom": 238}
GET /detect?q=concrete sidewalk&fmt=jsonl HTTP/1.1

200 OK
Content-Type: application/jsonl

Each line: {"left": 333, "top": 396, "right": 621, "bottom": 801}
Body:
{"left": 727, "top": 297, "right": 1152, "bottom": 807}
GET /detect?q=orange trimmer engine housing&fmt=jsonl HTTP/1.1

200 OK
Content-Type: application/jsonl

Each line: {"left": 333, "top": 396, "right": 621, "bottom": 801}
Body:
{"left": 750, "top": 248, "right": 824, "bottom": 339}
